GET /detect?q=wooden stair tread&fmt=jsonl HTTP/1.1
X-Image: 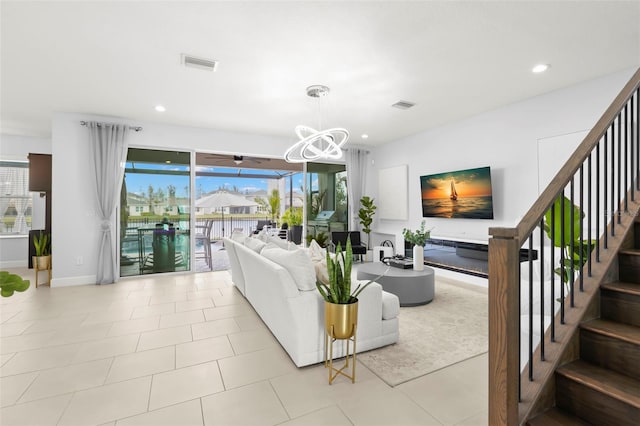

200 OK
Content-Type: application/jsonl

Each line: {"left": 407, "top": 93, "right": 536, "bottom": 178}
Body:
{"left": 581, "top": 318, "right": 640, "bottom": 345}
{"left": 619, "top": 248, "right": 640, "bottom": 256}
{"left": 557, "top": 360, "right": 640, "bottom": 408}
{"left": 601, "top": 281, "right": 640, "bottom": 296}
{"left": 527, "top": 407, "right": 592, "bottom": 425}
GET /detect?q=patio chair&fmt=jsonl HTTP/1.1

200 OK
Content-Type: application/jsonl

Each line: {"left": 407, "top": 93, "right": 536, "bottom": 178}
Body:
{"left": 195, "top": 219, "right": 214, "bottom": 269}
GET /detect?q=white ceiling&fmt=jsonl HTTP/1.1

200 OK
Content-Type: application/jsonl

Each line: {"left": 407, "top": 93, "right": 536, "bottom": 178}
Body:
{"left": 2, "top": 1, "right": 639, "bottom": 147}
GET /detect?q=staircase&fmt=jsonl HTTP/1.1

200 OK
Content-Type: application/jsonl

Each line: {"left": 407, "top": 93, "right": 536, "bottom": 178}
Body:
{"left": 528, "top": 222, "right": 640, "bottom": 425}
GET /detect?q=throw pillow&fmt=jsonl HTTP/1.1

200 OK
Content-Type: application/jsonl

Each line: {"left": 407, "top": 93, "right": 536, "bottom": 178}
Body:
{"left": 244, "top": 236, "right": 266, "bottom": 253}
{"left": 267, "top": 234, "right": 293, "bottom": 250}
{"left": 314, "top": 258, "right": 330, "bottom": 285}
{"left": 306, "top": 239, "right": 326, "bottom": 262}
{"left": 262, "top": 246, "right": 316, "bottom": 291}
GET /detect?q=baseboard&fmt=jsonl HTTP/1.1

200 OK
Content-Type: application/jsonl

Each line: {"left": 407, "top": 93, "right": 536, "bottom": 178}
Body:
{"left": 0, "top": 260, "right": 27, "bottom": 269}
{"left": 432, "top": 267, "right": 488, "bottom": 289}
{"left": 51, "top": 275, "right": 96, "bottom": 287}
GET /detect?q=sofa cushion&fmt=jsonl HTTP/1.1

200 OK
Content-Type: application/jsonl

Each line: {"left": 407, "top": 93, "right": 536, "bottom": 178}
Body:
{"left": 266, "top": 234, "right": 291, "bottom": 249}
{"left": 231, "top": 230, "right": 246, "bottom": 243}
{"left": 262, "top": 246, "right": 316, "bottom": 291}
{"left": 244, "top": 237, "right": 266, "bottom": 253}
{"left": 381, "top": 291, "right": 400, "bottom": 320}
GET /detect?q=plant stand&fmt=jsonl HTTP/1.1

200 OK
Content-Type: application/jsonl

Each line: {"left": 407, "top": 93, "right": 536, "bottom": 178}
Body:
{"left": 33, "top": 256, "right": 51, "bottom": 288}
{"left": 324, "top": 324, "right": 357, "bottom": 384}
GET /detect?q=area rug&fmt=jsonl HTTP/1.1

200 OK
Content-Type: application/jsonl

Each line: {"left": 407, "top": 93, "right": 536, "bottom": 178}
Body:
{"left": 358, "top": 278, "right": 488, "bottom": 386}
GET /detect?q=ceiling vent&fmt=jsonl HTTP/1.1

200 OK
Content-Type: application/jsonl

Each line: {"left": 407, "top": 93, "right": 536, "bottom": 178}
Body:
{"left": 181, "top": 54, "right": 218, "bottom": 72}
{"left": 392, "top": 100, "right": 416, "bottom": 110}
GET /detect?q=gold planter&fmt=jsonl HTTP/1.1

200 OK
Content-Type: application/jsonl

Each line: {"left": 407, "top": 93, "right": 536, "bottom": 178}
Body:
{"left": 33, "top": 255, "right": 50, "bottom": 270}
{"left": 324, "top": 300, "right": 358, "bottom": 339}
{"left": 324, "top": 300, "right": 358, "bottom": 384}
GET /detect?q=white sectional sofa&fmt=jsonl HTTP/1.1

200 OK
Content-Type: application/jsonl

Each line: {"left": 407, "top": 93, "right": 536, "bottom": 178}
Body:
{"left": 223, "top": 234, "right": 400, "bottom": 367}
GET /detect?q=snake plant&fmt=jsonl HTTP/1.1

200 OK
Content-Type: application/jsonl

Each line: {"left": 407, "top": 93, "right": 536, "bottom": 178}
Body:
{"left": 316, "top": 239, "right": 381, "bottom": 304}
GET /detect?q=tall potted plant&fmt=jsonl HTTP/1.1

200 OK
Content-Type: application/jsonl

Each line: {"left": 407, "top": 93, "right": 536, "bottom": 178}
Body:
{"left": 282, "top": 207, "right": 303, "bottom": 244}
{"left": 358, "top": 196, "right": 376, "bottom": 260}
{"left": 403, "top": 221, "right": 432, "bottom": 271}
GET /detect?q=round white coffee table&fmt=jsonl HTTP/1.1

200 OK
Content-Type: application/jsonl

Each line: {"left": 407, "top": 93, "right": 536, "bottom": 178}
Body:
{"left": 356, "top": 262, "right": 435, "bottom": 307}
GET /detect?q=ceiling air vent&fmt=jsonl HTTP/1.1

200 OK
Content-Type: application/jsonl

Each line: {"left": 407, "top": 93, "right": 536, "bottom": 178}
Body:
{"left": 181, "top": 54, "right": 218, "bottom": 72}
{"left": 392, "top": 100, "right": 416, "bottom": 110}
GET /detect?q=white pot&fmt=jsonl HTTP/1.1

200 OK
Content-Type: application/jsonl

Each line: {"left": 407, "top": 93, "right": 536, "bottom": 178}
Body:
{"left": 412, "top": 245, "right": 424, "bottom": 271}
{"left": 365, "top": 250, "right": 373, "bottom": 262}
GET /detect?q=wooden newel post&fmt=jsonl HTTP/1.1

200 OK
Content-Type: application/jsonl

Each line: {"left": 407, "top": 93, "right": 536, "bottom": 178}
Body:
{"left": 488, "top": 232, "right": 520, "bottom": 425}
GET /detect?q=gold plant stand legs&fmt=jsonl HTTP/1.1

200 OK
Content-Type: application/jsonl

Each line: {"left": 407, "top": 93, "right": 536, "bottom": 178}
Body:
{"left": 324, "top": 324, "right": 357, "bottom": 384}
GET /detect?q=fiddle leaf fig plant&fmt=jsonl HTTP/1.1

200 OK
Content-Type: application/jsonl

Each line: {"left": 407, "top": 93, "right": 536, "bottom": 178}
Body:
{"left": 543, "top": 195, "right": 596, "bottom": 288}
{"left": 0, "top": 271, "right": 30, "bottom": 297}
{"left": 358, "top": 196, "right": 376, "bottom": 249}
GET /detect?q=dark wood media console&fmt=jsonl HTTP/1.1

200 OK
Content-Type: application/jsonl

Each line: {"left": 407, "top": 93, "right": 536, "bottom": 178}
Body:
{"left": 405, "top": 237, "right": 537, "bottom": 278}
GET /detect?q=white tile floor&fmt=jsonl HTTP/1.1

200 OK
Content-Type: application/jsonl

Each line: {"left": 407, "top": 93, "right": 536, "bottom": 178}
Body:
{"left": 0, "top": 267, "right": 488, "bottom": 426}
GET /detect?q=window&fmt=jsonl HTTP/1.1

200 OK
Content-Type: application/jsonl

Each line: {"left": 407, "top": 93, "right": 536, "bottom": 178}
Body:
{"left": 0, "top": 161, "right": 32, "bottom": 235}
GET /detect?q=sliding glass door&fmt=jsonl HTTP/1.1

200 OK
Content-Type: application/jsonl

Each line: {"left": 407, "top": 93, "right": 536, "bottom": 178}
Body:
{"left": 120, "top": 148, "right": 191, "bottom": 277}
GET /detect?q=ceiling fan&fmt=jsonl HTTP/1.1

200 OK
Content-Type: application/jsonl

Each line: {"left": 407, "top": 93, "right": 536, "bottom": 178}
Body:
{"left": 199, "top": 153, "right": 270, "bottom": 167}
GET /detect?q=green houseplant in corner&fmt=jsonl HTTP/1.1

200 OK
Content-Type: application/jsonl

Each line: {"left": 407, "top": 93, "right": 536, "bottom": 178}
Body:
{"left": 358, "top": 196, "right": 376, "bottom": 260}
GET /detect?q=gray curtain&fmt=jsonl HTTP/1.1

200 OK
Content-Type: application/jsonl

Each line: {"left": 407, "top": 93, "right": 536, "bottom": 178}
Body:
{"left": 87, "top": 122, "right": 129, "bottom": 284}
{"left": 346, "top": 148, "right": 368, "bottom": 231}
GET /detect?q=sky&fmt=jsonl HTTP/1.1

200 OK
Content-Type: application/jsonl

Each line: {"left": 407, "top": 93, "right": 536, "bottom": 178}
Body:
{"left": 124, "top": 173, "right": 305, "bottom": 199}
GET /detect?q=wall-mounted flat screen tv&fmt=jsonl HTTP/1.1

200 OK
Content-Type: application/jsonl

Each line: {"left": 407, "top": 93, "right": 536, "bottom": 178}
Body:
{"left": 420, "top": 166, "right": 494, "bottom": 219}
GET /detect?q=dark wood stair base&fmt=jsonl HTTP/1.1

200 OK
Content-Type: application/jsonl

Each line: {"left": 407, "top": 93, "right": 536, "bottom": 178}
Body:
{"left": 556, "top": 360, "right": 640, "bottom": 426}
{"left": 579, "top": 319, "right": 640, "bottom": 380}
{"left": 618, "top": 249, "right": 640, "bottom": 283}
{"left": 526, "top": 407, "right": 593, "bottom": 425}
{"left": 600, "top": 281, "right": 640, "bottom": 328}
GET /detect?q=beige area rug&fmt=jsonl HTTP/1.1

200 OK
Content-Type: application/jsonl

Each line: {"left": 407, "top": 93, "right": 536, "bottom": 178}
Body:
{"left": 358, "top": 278, "right": 488, "bottom": 387}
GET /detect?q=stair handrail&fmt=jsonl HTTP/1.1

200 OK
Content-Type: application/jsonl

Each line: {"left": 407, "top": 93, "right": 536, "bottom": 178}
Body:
{"left": 488, "top": 67, "right": 640, "bottom": 425}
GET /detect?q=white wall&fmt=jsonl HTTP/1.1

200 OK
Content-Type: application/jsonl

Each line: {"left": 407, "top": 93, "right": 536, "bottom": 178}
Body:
{"left": 367, "top": 68, "right": 636, "bottom": 250}
{"left": 0, "top": 134, "right": 52, "bottom": 268}
{"left": 51, "top": 112, "right": 293, "bottom": 286}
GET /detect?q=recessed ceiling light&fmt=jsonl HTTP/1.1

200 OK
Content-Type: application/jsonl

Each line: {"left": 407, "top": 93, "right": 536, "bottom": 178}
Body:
{"left": 532, "top": 64, "right": 549, "bottom": 73}
{"left": 165, "top": 160, "right": 171, "bottom": 164}
{"left": 361, "top": 134, "right": 369, "bottom": 139}
{"left": 155, "top": 105, "right": 166, "bottom": 112}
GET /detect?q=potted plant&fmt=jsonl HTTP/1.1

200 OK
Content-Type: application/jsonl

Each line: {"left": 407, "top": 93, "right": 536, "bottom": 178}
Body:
{"left": 358, "top": 196, "right": 376, "bottom": 260}
{"left": 0, "top": 271, "right": 30, "bottom": 297}
{"left": 33, "top": 230, "right": 51, "bottom": 270}
{"left": 306, "top": 231, "right": 329, "bottom": 248}
{"left": 403, "top": 221, "right": 433, "bottom": 271}
{"left": 543, "top": 195, "right": 595, "bottom": 299}
{"left": 316, "top": 239, "right": 375, "bottom": 339}
{"left": 282, "top": 206, "right": 303, "bottom": 244}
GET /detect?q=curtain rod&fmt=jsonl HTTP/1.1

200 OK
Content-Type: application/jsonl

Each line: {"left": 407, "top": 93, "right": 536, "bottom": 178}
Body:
{"left": 80, "top": 121, "right": 142, "bottom": 132}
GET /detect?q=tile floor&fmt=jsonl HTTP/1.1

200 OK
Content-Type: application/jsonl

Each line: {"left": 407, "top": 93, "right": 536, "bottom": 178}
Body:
{"left": 0, "top": 267, "right": 488, "bottom": 426}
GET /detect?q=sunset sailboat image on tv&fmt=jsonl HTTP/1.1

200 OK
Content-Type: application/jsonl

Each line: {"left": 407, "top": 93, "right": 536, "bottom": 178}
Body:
{"left": 420, "top": 166, "right": 494, "bottom": 219}
{"left": 449, "top": 179, "right": 458, "bottom": 201}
